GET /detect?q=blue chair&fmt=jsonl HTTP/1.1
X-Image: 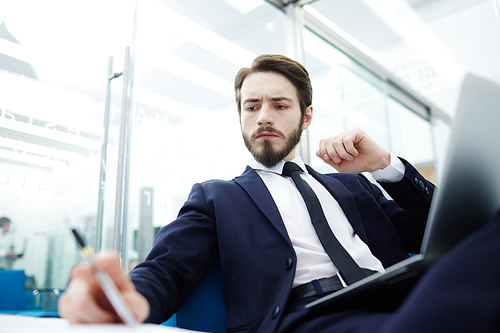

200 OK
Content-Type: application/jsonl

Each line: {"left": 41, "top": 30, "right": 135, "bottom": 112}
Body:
{"left": 162, "top": 262, "right": 227, "bottom": 333}
{"left": 0, "top": 269, "right": 59, "bottom": 317}
{"left": 0, "top": 270, "right": 25, "bottom": 311}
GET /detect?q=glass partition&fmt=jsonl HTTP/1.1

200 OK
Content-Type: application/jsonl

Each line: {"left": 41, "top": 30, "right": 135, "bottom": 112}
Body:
{"left": 387, "top": 97, "right": 435, "bottom": 182}
{"left": 429, "top": 113, "right": 452, "bottom": 184}
{"left": 304, "top": 28, "right": 389, "bottom": 173}
{"left": 0, "top": 0, "right": 135, "bottom": 311}
{"left": 303, "top": 27, "right": 436, "bottom": 182}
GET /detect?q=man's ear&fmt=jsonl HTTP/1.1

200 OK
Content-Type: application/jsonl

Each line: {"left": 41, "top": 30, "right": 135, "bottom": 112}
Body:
{"left": 302, "top": 106, "right": 313, "bottom": 130}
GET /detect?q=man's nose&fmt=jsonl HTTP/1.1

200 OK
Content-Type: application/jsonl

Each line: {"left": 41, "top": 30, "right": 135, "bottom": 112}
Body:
{"left": 257, "top": 105, "right": 274, "bottom": 126}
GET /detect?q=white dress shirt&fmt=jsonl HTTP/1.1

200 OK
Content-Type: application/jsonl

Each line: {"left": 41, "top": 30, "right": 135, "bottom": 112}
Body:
{"left": 0, "top": 230, "right": 15, "bottom": 269}
{"left": 249, "top": 153, "right": 405, "bottom": 287}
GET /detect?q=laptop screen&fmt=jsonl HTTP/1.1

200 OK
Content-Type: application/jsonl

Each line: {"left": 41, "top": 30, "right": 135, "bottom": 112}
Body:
{"left": 420, "top": 73, "right": 500, "bottom": 261}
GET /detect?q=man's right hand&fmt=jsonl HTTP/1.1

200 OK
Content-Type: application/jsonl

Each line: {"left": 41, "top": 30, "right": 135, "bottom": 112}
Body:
{"left": 316, "top": 128, "right": 391, "bottom": 174}
{"left": 58, "top": 251, "right": 150, "bottom": 324}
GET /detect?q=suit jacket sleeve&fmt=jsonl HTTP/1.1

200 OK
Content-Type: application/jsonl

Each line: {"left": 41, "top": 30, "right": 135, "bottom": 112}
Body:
{"left": 130, "top": 182, "right": 219, "bottom": 323}
{"left": 379, "top": 158, "right": 435, "bottom": 253}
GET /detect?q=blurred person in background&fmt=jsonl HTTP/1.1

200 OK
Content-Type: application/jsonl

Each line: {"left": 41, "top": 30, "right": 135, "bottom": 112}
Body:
{"left": 0, "top": 217, "right": 15, "bottom": 269}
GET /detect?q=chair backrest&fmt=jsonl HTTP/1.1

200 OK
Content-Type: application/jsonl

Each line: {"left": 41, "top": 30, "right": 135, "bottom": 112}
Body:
{"left": 163, "top": 262, "right": 227, "bottom": 333}
{"left": 0, "top": 270, "right": 25, "bottom": 310}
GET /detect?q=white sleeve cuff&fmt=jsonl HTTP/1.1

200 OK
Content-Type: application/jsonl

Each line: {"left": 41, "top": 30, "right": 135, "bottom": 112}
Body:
{"left": 370, "top": 152, "right": 405, "bottom": 183}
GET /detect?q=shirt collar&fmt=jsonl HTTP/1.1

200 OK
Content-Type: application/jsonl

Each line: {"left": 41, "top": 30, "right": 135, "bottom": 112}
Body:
{"left": 249, "top": 156, "right": 308, "bottom": 175}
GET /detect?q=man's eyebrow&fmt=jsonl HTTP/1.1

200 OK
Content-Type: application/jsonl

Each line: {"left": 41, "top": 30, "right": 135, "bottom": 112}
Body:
{"left": 271, "top": 96, "right": 294, "bottom": 102}
{"left": 242, "top": 98, "right": 261, "bottom": 104}
{"left": 242, "top": 96, "right": 295, "bottom": 104}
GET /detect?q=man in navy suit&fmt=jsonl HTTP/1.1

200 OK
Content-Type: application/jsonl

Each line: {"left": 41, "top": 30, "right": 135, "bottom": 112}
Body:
{"left": 59, "top": 55, "right": 500, "bottom": 332}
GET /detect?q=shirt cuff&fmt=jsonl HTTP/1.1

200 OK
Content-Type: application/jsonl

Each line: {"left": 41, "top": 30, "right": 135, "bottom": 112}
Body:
{"left": 370, "top": 152, "right": 405, "bottom": 183}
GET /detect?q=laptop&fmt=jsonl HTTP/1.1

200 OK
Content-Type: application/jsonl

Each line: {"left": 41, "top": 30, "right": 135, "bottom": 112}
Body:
{"left": 306, "top": 73, "right": 500, "bottom": 312}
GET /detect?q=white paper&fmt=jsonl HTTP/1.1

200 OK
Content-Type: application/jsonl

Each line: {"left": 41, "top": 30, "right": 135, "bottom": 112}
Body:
{"left": 0, "top": 315, "right": 202, "bottom": 333}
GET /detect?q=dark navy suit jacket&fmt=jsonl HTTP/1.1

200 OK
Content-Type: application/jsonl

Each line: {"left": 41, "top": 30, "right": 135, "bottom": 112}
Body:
{"left": 130, "top": 159, "right": 434, "bottom": 333}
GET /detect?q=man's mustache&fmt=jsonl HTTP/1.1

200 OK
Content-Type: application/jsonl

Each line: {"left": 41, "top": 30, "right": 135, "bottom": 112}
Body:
{"left": 254, "top": 126, "right": 286, "bottom": 139}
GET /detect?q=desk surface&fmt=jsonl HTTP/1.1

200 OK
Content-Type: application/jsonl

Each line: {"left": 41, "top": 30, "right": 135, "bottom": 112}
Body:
{"left": 0, "top": 315, "right": 200, "bottom": 333}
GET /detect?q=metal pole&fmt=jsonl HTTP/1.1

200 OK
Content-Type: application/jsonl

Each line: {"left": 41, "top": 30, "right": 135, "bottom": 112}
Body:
{"left": 96, "top": 57, "right": 122, "bottom": 252}
{"left": 113, "top": 47, "right": 131, "bottom": 257}
{"left": 121, "top": 0, "right": 139, "bottom": 271}
{"left": 121, "top": 45, "right": 136, "bottom": 271}
{"left": 285, "top": 1, "right": 305, "bottom": 63}
{"left": 284, "top": 1, "right": 311, "bottom": 164}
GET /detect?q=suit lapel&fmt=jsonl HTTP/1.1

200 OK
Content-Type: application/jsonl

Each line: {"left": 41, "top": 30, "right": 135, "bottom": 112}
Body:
{"left": 306, "top": 166, "right": 369, "bottom": 244}
{"left": 234, "top": 166, "right": 290, "bottom": 242}
{"left": 234, "top": 165, "right": 370, "bottom": 246}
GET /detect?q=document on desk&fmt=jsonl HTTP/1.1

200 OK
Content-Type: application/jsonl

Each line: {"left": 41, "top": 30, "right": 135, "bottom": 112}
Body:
{"left": 0, "top": 315, "right": 202, "bottom": 333}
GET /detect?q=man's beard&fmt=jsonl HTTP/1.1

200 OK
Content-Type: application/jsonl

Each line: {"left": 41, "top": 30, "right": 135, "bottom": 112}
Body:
{"left": 242, "top": 123, "right": 303, "bottom": 168}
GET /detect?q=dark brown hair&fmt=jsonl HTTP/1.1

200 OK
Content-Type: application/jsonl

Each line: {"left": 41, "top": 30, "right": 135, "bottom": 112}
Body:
{"left": 234, "top": 54, "right": 312, "bottom": 117}
{"left": 0, "top": 217, "right": 11, "bottom": 227}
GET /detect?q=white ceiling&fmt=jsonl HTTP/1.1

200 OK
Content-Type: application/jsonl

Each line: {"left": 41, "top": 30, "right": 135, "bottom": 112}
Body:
{"left": 309, "top": 0, "right": 500, "bottom": 115}
{"left": 1, "top": 0, "right": 499, "bottom": 118}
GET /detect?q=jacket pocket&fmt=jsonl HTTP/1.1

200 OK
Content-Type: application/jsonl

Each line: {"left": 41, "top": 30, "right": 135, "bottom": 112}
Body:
{"left": 353, "top": 190, "right": 373, "bottom": 205}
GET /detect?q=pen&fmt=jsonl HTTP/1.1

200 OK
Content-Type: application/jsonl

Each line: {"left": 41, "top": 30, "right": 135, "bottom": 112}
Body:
{"left": 70, "top": 227, "right": 139, "bottom": 326}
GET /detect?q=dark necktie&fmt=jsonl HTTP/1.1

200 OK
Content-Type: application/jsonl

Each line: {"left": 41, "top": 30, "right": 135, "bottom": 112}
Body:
{"left": 282, "top": 162, "right": 370, "bottom": 285}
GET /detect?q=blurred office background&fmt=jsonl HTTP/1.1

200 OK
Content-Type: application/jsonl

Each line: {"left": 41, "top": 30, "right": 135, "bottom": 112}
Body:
{"left": 0, "top": 0, "right": 498, "bottom": 312}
